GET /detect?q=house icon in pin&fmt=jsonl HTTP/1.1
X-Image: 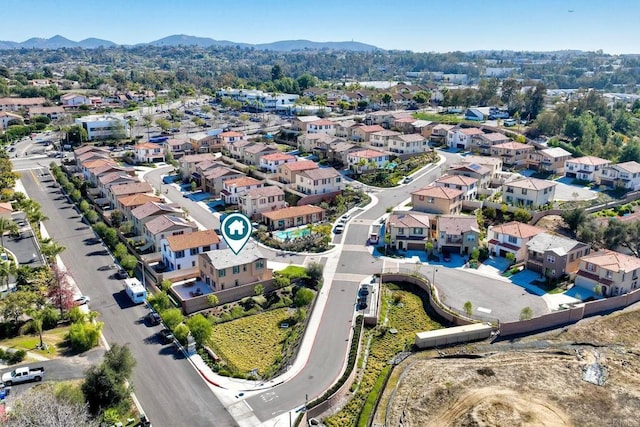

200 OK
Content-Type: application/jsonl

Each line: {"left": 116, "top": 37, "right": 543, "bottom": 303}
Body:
{"left": 228, "top": 219, "right": 245, "bottom": 236}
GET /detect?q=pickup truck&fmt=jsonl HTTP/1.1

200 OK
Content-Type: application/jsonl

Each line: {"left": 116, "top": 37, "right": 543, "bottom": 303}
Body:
{"left": 2, "top": 366, "right": 45, "bottom": 385}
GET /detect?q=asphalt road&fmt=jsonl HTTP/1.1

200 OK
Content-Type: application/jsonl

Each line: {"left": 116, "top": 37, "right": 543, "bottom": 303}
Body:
{"left": 19, "top": 168, "right": 238, "bottom": 427}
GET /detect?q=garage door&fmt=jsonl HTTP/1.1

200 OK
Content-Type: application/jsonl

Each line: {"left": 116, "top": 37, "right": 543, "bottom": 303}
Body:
{"left": 443, "top": 246, "right": 461, "bottom": 254}
{"left": 407, "top": 242, "right": 424, "bottom": 251}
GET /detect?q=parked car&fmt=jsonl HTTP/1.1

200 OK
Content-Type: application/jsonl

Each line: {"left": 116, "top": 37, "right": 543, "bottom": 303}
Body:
{"left": 334, "top": 224, "right": 345, "bottom": 234}
{"left": 158, "top": 328, "right": 174, "bottom": 344}
{"left": 115, "top": 269, "right": 129, "bottom": 280}
{"left": 2, "top": 366, "right": 45, "bottom": 385}
{"left": 402, "top": 176, "right": 413, "bottom": 184}
{"left": 74, "top": 295, "right": 90, "bottom": 305}
{"left": 145, "top": 312, "right": 161, "bottom": 326}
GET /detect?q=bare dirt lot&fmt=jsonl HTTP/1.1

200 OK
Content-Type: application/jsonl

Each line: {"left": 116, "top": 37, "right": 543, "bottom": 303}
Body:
{"left": 381, "top": 305, "right": 640, "bottom": 427}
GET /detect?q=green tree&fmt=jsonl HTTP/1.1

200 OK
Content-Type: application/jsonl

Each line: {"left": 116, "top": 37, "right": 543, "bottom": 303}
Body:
{"left": 40, "top": 238, "right": 66, "bottom": 264}
{"left": 0, "top": 216, "right": 19, "bottom": 249}
{"left": 110, "top": 210, "right": 124, "bottom": 228}
{"left": 294, "top": 287, "right": 314, "bottom": 307}
{"left": 207, "top": 294, "right": 219, "bottom": 306}
{"left": 103, "top": 343, "right": 136, "bottom": 382}
{"left": 505, "top": 252, "right": 516, "bottom": 266}
{"left": 305, "top": 262, "right": 324, "bottom": 285}
{"left": 186, "top": 314, "right": 212, "bottom": 347}
{"left": 148, "top": 292, "right": 171, "bottom": 311}
{"left": 424, "top": 241, "right": 434, "bottom": 255}
{"left": 513, "top": 208, "right": 532, "bottom": 223}
{"left": 119, "top": 254, "right": 138, "bottom": 272}
{"left": 82, "top": 364, "right": 129, "bottom": 415}
{"left": 254, "top": 283, "right": 265, "bottom": 296}
{"left": 1, "top": 291, "right": 39, "bottom": 324}
{"left": 161, "top": 308, "right": 184, "bottom": 330}
{"left": 463, "top": 301, "right": 473, "bottom": 317}
{"left": 142, "top": 114, "right": 153, "bottom": 140}
{"left": 26, "top": 309, "right": 45, "bottom": 349}
{"left": 271, "top": 65, "right": 284, "bottom": 81}
{"left": 520, "top": 306, "right": 533, "bottom": 320}
{"left": 155, "top": 118, "right": 171, "bottom": 132}
{"left": 173, "top": 323, "right": 190, "bottom": 345}
{"left": 67, "top": 321, "right": 103, "bottom": 352}
{"left": 561, "top": 208, "right": 587, "bottom": 234}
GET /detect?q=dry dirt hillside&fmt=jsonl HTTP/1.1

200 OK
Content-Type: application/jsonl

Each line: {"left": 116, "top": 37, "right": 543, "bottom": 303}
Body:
{"left": 380, "top": 305, "right": 640, "bottom": 427}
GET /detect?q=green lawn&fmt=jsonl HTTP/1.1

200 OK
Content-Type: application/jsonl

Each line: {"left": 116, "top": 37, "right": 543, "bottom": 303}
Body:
{"left": 0, "top": 326, "right": 70, "bottom": 358}
{"left": 210, "top": 308, "right": 298, "bottom": 376}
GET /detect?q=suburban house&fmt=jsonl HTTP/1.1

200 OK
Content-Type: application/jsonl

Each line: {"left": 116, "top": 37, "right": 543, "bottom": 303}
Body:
{"left": 469, "top": 132, "right": 510, "bottom": 155}
{"left": 75, "top": 115, "right": 128, "bottom": 141}
{"left": 74, "top": 145, "right": 111, "bottom": 161}
{"left": 528, "top": 147, "right": 572, "bottom": 173}
{"left": 201, "top": 166, "right": 245, "bottom": 196}
{"left": 60, "top": 93, "right": 91, "bottom": 106}
{"left": 411, "top": 186, "right": 463, "bottom": 215}
{"left": 410, "top": 119, "right": 435, "bottom": 139}
{"left": 525, "top": 233, "right": 590, "bottom": 280}
{"left": 116, "top": 193, "right": 163, "bottom": 219}
{"left": 447, "top": 127, "right": 484, "bottom": 150}
{"left": 131, "top": 202, "right": 184, "bottom": 234}
{"left": 165, "top": 138, "right": 193, "bottom": 159}
{"left": 599, "top": 161, "right": 640, "bottom": 190}
{"left": 307, "top": 119, "right": 337, "bottom": 135}
{"left": 312, "top": 136, "right": 344, "bottom": 160}
{"left": 190, "top": 132, "right": 225, "bottom": 153}
{"left": 291, "top": 115, "right": 321, "bottom": 133}
{"left": 86, "top": 164, "right": 134, "bottom": 187}
{"left": 434, "top": 175, "right": 478, "bottom": 200}
{"left": 388, "top": 133, "right": 428, "bottom": 154}
{"left": 487, "top": 221, "right": 546, "bottom": 261}
{"left": 430, "top": 124, "right": 455, "bottom": 144}
{"left": 0, "top": 97, "right": 46, "bottom": 112}
{"left": 198, "top": 245, "right": 272, "bottom": 292}
{"left": 161, "top": 230, "right": 224, "bottom": 271}
{"left": 564, "top": 156, "right": 611, "bottom": 183}
{"left": 108, "top": 182, "right": 153, "bottom": 209}
{"left": 461, "top": 155, "right": 503, "bottom": 181}
{"left": 370, "top": 130, "right": 401, "bottom": 149}
{"left": 334, "top": 119, "right": 358, "bottom": 139}
{"left": 259, "top": 152, "right": 297, "bottom": 173}
{"left": 28, "top": 106, "right": 65, "bottom": 121}
{"left": 328, "top": 141, "right": 360, "bottom": 165}
{"left": 436, "top": 215, "right": 480, "bottom": 255}
{"left": 261, "top": 205, "right": 325, "bottom": 230}
{"left": 0, "top": 112, "right": 22, "bottom": 129}
{"left": 97, "top": 172, "right": 140, "bottom": 197}
{"left": 386, "top": 212, "right": 432, "bottom": 251}
{"left": 490, "top": 142, "right": 534, "bottom": 166}
{"left": 143, "top": 215, "right": 198, "bottom": 252}
{"left": 179, "top": 153, "right": 218, "bottom": 179}
{"left": 221, "top": 177, "right": 263, "bottom": 205}
{"left": 447, "top": 163, "right": 491, "bottom": 190}
{"left": 392, "top": 116, "right": 418, "bottom": 133}
{"left": 239, "top": 186, "right": 287, "bottom": 219}
{"left": 351, "top": 125, "right": 385, "bottom": 142}
{"left": 574, "top": 250, "right": 640, "bottom": 297}
{"left": 502, "top": 177, "right": 557, "bottom": 208}
{"left": 347, "top": 149, "right": 389, "bottom": 172}
{"left": 134, "top": 142, "right": 165, "bottom": 163}
{"left": 81, "top": 159, "right": 117, "bottom": 181}
{"left": 295, "top": 167, "right": 343, "bottom": 195}
{"left": 276, "top": 160, "right": 319, "bottom": 184}
{"left": 243, "top": 143, "right": 278, "bottom": 166}
{"left": 217, "top": 131, "right": 246, "bottom": 146}
{"left": 226, "top": 140, "right": 254, "bottom": 161}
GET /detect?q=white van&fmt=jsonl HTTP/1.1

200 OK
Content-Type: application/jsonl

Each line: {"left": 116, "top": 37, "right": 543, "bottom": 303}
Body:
{"left": 124, "top": 278, "right": 147, "bottom": 304}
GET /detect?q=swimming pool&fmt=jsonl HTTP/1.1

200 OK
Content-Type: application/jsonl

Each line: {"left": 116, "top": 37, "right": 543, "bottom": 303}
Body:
{"left": 274, "top": 228, "right": 311, "bottom": 241}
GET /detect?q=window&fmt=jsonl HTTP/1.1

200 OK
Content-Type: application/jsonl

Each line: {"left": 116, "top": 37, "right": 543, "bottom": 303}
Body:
{"left": 413, "top": 228, "right": 423, "bottom": 235}
{"left": 521, "top": 189, "right": 527, "bottom": 195}
{"left": 256, "top": 261, "right": 264, "bottom": 269}
{"left": 606, "top": 270, "right": 613, "bottom": 279}
{"left": 547, "top": 255, "right": 555, "bottom": 263}
{"left": 508, "top": 235, "right": 518, "bottom": 244}
{"left": 190, "top": 248, "right": 198, "bottom": 256}
{"left": 586, "top": 262, "right": 595, "bottom": 272}
{"left": 398, "top": 228, "right": 405, "bottom": 235}
{"left": 232, "top": 266, "right": 240, "bottom": 274}
{"left": 175, "top": 250, "right": 185, "bottom": 258}
{"left": 467, "top": 234, "right": 476, "bottom": 241}
{"left": 218, "top": 268, "right": 226, "bottom": 277}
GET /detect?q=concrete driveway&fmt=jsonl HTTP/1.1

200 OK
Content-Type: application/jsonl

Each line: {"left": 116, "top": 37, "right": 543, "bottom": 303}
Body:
{"left": 553, "top": 178, "right": 598, "bottom": 201}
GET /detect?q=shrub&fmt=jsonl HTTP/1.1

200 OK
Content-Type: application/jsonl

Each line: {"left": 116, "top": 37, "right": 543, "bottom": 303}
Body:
{"left": 160, "top": 308, "right": 184, "bottom": 330}
{"left": 173, "top": 323, "right": 190, "bottom": 345}
{"left": 68, "top": 322, "right": 103, "bottom": 352}
{"left": 41, "top": 306, "right": 60, "bottom": 330}
{"left": 0, "top": 348, "right": 27, "bottom": 364}
{"left": 294, "top": 288, "right": 314, "bottom": 307}
{"left": 186, "top": 314, "right": 212, "bottom": 347}
{"left": 148, "top": 292, "right": 171, "bottom": 312}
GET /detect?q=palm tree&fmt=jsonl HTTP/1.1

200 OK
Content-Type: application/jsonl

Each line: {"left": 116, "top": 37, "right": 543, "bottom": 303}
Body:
{"left": 0, "top": 259, "right": 15, "bottom": 291}
{"left": 142, "top": 114, "right": 153, "bottom": 140}
{"left": 27, "top": 309, "right": 45, "bottom": 349}
{"left": 40, "top": 238, "right": 66, "bottom": 265}
{"left": 0, "top": 217, "right": 18, "bottom": 249}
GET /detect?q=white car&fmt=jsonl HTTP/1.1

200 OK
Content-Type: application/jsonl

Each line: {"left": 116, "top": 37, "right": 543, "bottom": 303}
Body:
{"left": 334, "top": 224, "right": 345, "bottom": 234}
{"left": 74, "top": 295, "right": 90, "bottom": 305}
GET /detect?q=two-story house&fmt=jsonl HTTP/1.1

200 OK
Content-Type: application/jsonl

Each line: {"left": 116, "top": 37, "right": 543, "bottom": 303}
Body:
{"left": 528, "top": 147, "right": 572, "bottom": 173}
{"left": 60, "top": 93, "right": 91, "bottom": 107}
{"left": 296, "top": 167, "right": 343, "bottom": 195}
{"left": 261, "top": 205, "right": 325, "bottom": 230}
{"left": 462, "top": 155, "right": 504, "bottom": 182}
{"left": 134, "top": 142, "right": 165, "bottom": 163}
{"left": 108, "top": 182, "right": 153, "bottom": 209}
{"left": 201, "top": 166, "right": 245, "bottom": 196}
{"left": 447, "top": 127, "right": 484, "bottom": 150}
{"left": 198, "top": 245, "right": 272, "bottom": 292}
{"left": 297, "top": 133, "right": 334, "bottom": 153}
{"left": 190, "top": 132, "right": 225, "bottom": 153}
{"left": 574, "top": 250, "right": 640, "bottom": 297}
{"left": 161, "top": 230, "right": 224, "bottom": 271}
{"left": 386, "top": 212, "right": 432, "bottom": 251}
{"left": 307, "top": 119, "right": 336, "bottom": 135}
{"left": 217, "top": 130, "right": 246, "bottom": 147}
{"left": 131, "top": 201, "right": 184, "bottom": 235}
{"left": 487, "top": 221, "right": 546, "bottom": 261}
{"left": 447, "top": 163, "right": 491, "bottom": 190}
{"left": 143, "top": 214, "right": 198, "bottom": 252}
{"left": 502, "top": 177, "right": 557, "bottom": 208}
{"left": 347, "top": 149, "right": 389, "bottom": 172}
{"left": 351, "top": 125, "right": 385, "bottom": 143}
{"left": 97, "top": 172, "right": 139, "bottom": 196}
{"left": 411, "top": 186, "right": 463, "bottom": 215}
{"left": 491, "top": 142, "right": 534, "bottom": 167}
{"left": 469, "top": 132, "right": 510, "bottom": 155}
{"left": 434, "top": 175, "right": 478, "bottom": 200}
{"left": 430, "top": 124, "right": 455, "bottom": 144}
{"left": 243, "top": 143, "right": 278, "bottom": 166}
{"left": 388, "top": 133, "right": 428, "bottom": 154}
{"left": 221, "top": 177, "right": 263, "bottom": 205}
{"left": 525, "top": 233, "right": 590, "bottom": 280}
{"left": 564, "top": 156, "right": 611, "bottom": 183}
{"left": 328, "top": 141, "right": 360, "bottom": 165}
{"left": 291, "top": 115, "right": 321, "bottom": 133}
{"left": 599, "top": 161, "right": 640, "bottom": 190}
{"left": 116, "top": 194, "right": 164, "bottom": 222}
{"left": 226, "top": 140, "right": 253, "bottom": 160}
{"left": 165, "top": 138, "right": 193, "bottom": 159}
{"left": 259, "top": 152, "right": 297, "bottom": 173}
{"left": 369, "top": 130, "right": 401, "bottom": 149}
{"left": 239, "top": 186, "right": 287, "bottom": 219}
{"left": 276, "top": 160, "right": 319, "bottom": 184}
{"left": 179, "top": 153, "right": 218, "bottom": 180}
{"left": 86, "top": 164, "right": 135, "bottom": 187}
{"left": 334, "top": 119, "right": 358, "bottom": 139}
{"left": 436, "top": 215, "right": 480, "bottom": 255}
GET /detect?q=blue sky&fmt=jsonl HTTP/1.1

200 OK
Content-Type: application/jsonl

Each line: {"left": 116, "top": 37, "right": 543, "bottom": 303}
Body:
{"left": 2, "top": 0, "right": 639, "bottom": 54}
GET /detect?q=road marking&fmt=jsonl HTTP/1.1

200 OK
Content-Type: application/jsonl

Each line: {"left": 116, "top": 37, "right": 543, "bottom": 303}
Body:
{"left": 342, "top": 244, "right": 370, "bottom": 252}
{"left": 477, "top": 307, "right": 492, "bottom": 314}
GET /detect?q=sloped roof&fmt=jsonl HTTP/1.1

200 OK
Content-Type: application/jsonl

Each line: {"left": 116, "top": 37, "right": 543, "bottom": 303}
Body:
{"left": 224, "top": 176, "right": 262, "bottom": 188}
{"left": 262, "top": 205, "right": 324, "bottom": 221}
{"left": 566, "top": 156, "right": 610, "bottom": 166}
{"left": 505, "top": 177, "right": 557, "bottom": 190}
{"left": 526, "top": 232, "right": 587, "bottom": 256}
{"left": 438, "top": 215, "right": 479, "bottom": 234}
{"left": 436, "top": 174, "right": 478, "bottom": 186}
{"left": 579, "top": 250, "right": 640, "bottom": 272}
{"left": 489, "top": 221, "right": 545, "bottom": 239}
{"left": 117, "top": 193, "right": 162, "bottom": 208}
{"left": 387, "top": 212, "right": 430, "bottom": 228}
{"left": 165, "top": 230, "right": 220, "bottom": 252}
{"left": 110, "top": 182, "right": 153, "bottom": 196}
{"left": 280, "top": 160, "right": 319, "bottom": 172}
{"left": 242, "top": 186, "right": 285, "bottom": 199}
{"left": 145, "top": 215, "right": 197, "bottom": 235}
{"left": 202, "top": 244, "right": 266, "bottom": 269}
{"left": 412, "top": 185, "right": 463, "bottom": 200}
{"left": 132, "top": 202, "right": 182, "bottom": 220}
{"left": 300, "top": 167, "right": 341, "bottom": 180}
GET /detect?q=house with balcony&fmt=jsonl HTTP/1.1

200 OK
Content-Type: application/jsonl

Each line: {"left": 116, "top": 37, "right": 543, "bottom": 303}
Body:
{"left": 598, "top": 161, "right": 640, "bottom": 190}
{"left": 261, "top": 205, "right": 325, "bottom": 230}
{"left": 574, "top": 250, "right": 640, "bottom": 297}
{"left": 502, "top": 177, "right": 556, "bottom": 208}
{"left": 411, "top": 186, "right": 463, "bottom": 215}
{"left": 217, "top": 131, "right": 246, "bottom": 146}
{"left": 386, "top": 212, "right": 432, "bottom": 251}
{"left": 564, "top": 156, "right": 611, "bottom": 183}
{"left": 312, "top": 136, "right": 345, "bottom": 160}
{"left": 392, "top": 116, "right": 418, "bottom": 134}
{"left": 446, "top": 127, "right": 484, "bottom": 150}
{"left": 307, "top": 119, "right": 336, "bottom": 135}
{"left": 179, "top": 153, "right": 218, "bottom": 180}
{"left": 328, "top": 141, "right": 360, "bottom": 165}
{"left": 525, "top": 233, "right": 590, "bottom": 280}
{"left": 165, "top": 138, "right": 193, "bottom": 159}
{"left": 259, "top": 152, "right": 297, "bottom": 173}
{"left": 243, "top": 143, "right": 278, "bottom": 166}
{"left": 239, "top": 186, "right": 287, "bottom": 219}
{"left": 347, "top": 149, "right": 389, "bottom": 172}
{"left": 276, "top": 160, "right": 319, "bottom": 184}
{"left": 201, "top": 166, "right": 245, "bottom": 196}
{"left": 190, "top": 132, "right": 225, "bottom": 153}
{"left": 528, "top": 147, "right": 572, "bottom": 173}
{"left": 143, "top": 215, "right": 198, "bottom": 252}
{"left": 351, "top": 125, "right": 385, "bottom": 143}
{"left": 369, "top": 130, "right": 401, "bottom": 149}
{"left": 221, "top": 177, "right": 263, "bottom": 205}
{"left": 296, "top": 167, "right": 343, "bottom": 195}
{"left": 447, "top": 163, "right": 491, "bottom": 190}
{"left": 490, "top": 142, "right": 534, "bottom": 167}
{"left": 134, "top": 142, "right": 165, "bottom": 163}
{"left": 469, "top": 132, "right": 510, "bottom": 155}
{"left": 161, "top": 230, "right": 224, "bottom": 272}
{"left": 131, "top": 201, "right": 184, "bottom": 234}
{"left": 108, "top": 182, "right": 153, "bottom": 209}
{"left": 487, "top": 221, "right": 546, "bottom": 261}
{"left": 226, "top": 140, "right": 254, "bottom": 161}
{"left": 388, "top": 133, "right": 428, "bottom": 154}
{"left": 430, "top": 124, "right": 455, "bottom": 144}
{"left": 198, "top": 245, "right": 272, "bottom": 292}
{"left": 434, "top": 175, "right": 478, "bottom": 200}
{"left": 436, "top": 215, "right": 480, "bottom": 255}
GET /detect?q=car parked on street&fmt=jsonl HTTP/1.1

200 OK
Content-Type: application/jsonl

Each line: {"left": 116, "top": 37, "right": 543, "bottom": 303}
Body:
{"left": 145, "top": 312, "right": 161, "bottom": 326}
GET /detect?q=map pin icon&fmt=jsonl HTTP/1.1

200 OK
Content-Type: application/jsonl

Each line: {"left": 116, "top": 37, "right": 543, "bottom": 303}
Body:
{"left": 220, "top": 212, "right": 253, "bottom": 255}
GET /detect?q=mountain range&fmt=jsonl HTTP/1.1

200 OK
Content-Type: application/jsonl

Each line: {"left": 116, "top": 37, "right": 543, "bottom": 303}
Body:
{"left": 0, "top": 34, "right": 380, "bottom": 52}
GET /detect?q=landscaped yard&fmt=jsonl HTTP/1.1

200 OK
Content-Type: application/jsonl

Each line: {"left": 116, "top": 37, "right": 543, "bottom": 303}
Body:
{"left": 209, "top": 308, "right": 301, "bottom": 377}
{"left": 0, "top": 326, "right": 71, "bottom": 359}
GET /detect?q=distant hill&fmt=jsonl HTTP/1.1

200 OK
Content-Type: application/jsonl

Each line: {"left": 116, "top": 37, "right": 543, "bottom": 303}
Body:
{"left": 0, "top": 34, "right": 381, "bottom": 52}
